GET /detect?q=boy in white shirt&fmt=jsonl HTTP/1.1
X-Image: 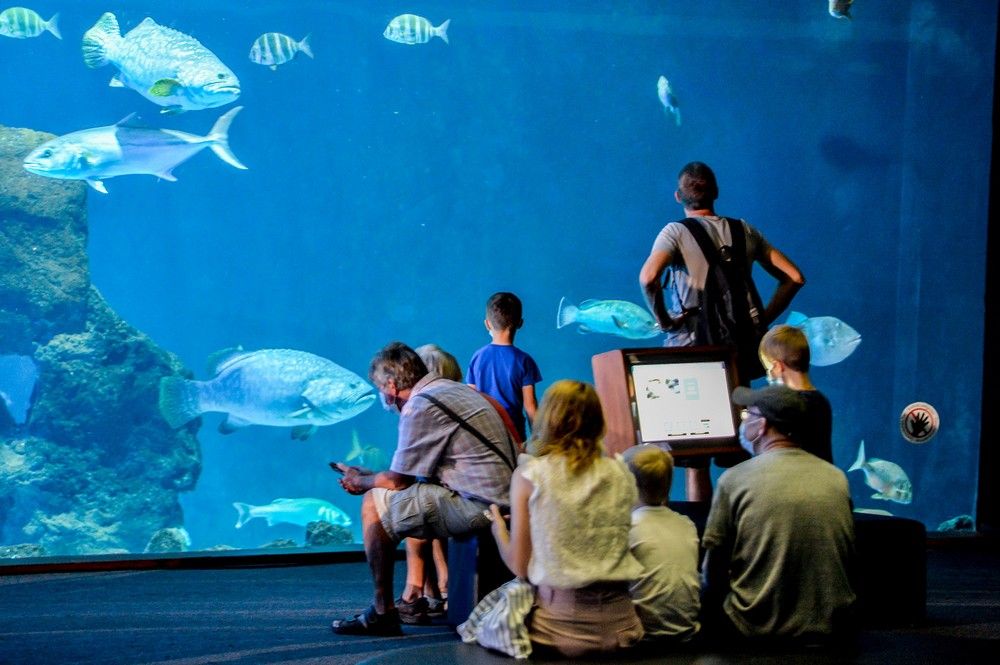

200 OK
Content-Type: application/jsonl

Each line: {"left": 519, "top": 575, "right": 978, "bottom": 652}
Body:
{"left": 622, "top": 445, "right": 701, "bottom": 641}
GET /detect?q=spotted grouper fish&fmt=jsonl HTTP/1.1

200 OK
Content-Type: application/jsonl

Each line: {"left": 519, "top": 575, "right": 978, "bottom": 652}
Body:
{"left": 159, "top": 348, "right": 376, "bottom": 440}
{"left": 82, "top": 12, "right": 240, "bottom": 113}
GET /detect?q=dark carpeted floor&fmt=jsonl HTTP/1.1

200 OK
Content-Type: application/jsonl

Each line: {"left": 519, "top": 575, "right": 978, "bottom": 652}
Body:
{"left": 0, "top": 539, "right": 997, "bottom": 664}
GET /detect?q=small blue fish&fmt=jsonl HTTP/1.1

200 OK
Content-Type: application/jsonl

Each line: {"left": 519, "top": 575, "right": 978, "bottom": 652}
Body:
{"left": 383, "top": 14, "right": 450, "bottom": 45}
{"left": 23, "top": 107, "right": 247, "bottom": 194}
{"left": 0, "top": 354, "right": 38, "bottom": 424}
{"left": 829, "top": 0, "right": 854, "bottom": 20}
{"left": 158, "top": 347, "right": 375, "bottom": 440}
{"left": 0, "top": 7, "right": 60, "bottom": 39}
{"left": 83, "top": 13, "right": 240, "bottom": 114}
{"left": 249, "top": 32, "right": 313, "bottom": 70}
{"left": 233, "top": 498, "right": 351, "bottom": 528}
{"left": 657, "top": 75, "right": 681, "bottom": 126}
{"left": 557, "top": 297, "right": 661, "bottom": 339}
{"left": 848, "top": 440, "right": 912, "bottom": 504}
{"left": 785, "top": 311, "right": 861, "bottom": 366}
{"left": 345, "top": 429, "right": 390, "bottom": 472}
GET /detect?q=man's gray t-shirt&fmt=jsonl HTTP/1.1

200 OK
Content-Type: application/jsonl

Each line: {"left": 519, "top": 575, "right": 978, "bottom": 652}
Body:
{"left": 391, "top": 374, "right": 514, "bottom": 507}
{"left": 702, "top": 448, "right": 855, "bottom": 638}
{"left": 651, "top": 215, "right": 772, "bottom": 347}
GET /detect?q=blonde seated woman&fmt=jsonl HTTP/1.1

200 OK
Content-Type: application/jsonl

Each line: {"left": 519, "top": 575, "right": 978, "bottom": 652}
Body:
{"left": 488, "top": 380, "right": 644, "bottom": 658}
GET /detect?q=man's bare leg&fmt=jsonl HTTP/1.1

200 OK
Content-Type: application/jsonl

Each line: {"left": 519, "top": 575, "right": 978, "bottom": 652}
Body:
{"left": 362, "top": 491, "right": 397, "bottom": 614}
{"left": 686, "top": 466, "right": 713, "bottom": 503}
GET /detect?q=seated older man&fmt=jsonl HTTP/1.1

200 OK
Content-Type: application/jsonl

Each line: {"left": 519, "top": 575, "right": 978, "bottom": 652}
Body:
{"left": 331, "top": 342, "right": 516, "bottom": 636}
{"left": 701, "top": 384, "right": 856, "bottom": 643}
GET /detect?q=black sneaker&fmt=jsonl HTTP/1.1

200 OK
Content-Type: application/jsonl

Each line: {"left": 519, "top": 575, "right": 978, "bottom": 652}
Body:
{"left": 331, "top": 605, "right": 403, "bottom": 636}
{"left": 395, "top": 596, "right": 431, "bottom": 625}
{"left": 425, "top": 597, "right": 447, "bottom": 617}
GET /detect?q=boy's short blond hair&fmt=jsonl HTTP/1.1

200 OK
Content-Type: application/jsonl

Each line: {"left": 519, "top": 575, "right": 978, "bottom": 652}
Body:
{"left": 760, "top": 324, "right": 811, "bottom": 372}
{"left": 622, "top": 445, "right": 674, "bottom": 506}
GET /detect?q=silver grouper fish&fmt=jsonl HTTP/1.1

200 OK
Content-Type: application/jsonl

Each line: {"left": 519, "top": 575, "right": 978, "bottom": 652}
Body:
{"left": 159, "top": 348, "right": 376, "bottom": 440}
{"left": 785, "top": 311, "right": 861, "bottom": 367}
{"left": 82, "top": 12, "right": 240, "bottom": 114}
{"left": 233, "top": 498, "right": 351, "bottom": 528}
{"left": 557, "top": 297, "right": 661, "bottom": 339}
{"left": 22, "top": 107, "right": 247, "bottom": 194}
{"left": 848, "top": 440, "right": 913, "bottom": 504}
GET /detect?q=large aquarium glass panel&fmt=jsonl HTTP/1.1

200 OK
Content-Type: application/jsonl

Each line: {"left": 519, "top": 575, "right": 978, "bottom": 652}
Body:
{"left": 1, "top": 1, "right": 994, "bottom": 559}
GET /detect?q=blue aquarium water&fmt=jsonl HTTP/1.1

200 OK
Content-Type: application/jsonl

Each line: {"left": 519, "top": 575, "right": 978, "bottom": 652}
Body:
{"left": 0, "top": 0, "right": 995, "bottom": 555}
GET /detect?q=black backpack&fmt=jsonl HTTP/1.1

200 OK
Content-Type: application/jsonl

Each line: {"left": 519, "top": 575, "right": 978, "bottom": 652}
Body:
{"left": 667, "top": 217, "right": 767, "bottom": 381}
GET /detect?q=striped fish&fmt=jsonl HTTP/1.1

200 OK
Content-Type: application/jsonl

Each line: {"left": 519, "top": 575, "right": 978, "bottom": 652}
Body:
{"left": 249, "top": 32, "right": 313, "bottom": 70}
{"left": 0, "top": 6, "right": 60, "bottom": 39}
{"left": 383, "top": 14, "right": 450, "bottom": 45}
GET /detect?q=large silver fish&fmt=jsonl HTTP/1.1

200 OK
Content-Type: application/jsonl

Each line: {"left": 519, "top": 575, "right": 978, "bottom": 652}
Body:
{"left": 557, "top": 297, "right": 661, "bottom": 339}
{"left": 158, "top": 348, "right": 376, "bottom": 440}
{"left": 657, "top": 75, "right": 681, "bottom": 126}
{"left": 82, "top": 12, "right": 240, "bottom": 114}
{"left": 22, "top": 107, "right": 247, "bottom": 194}
{"left": 785, "top": 311, "right": 861, "bottom": 366}
{"left": 848, "top": 440, "right": 912, "bottom": 504}
{"left": 829, "top": 0, "right": 854, "bottom": 20}
{"left": 233, "top": 498, "right": 352, "bottom": 528}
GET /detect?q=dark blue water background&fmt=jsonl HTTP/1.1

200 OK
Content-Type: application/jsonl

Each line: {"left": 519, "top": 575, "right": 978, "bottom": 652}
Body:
{"left": 1, "top": 1, "right": 994, "bottom": 549}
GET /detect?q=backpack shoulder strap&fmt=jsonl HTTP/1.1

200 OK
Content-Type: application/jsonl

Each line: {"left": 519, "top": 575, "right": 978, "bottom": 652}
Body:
{"left": 413, "top": 393, "right": 517, "bottom": 470}
{"left": 678, "top": 217, "right": 719, "bottom": 264}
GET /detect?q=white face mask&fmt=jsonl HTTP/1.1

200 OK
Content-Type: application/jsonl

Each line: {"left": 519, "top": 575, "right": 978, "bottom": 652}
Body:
{"left": 766, "top": 373, "right": 784, "bottom": 386}
{"left": 738, "top": 417, "right": 763, "bottom": 455}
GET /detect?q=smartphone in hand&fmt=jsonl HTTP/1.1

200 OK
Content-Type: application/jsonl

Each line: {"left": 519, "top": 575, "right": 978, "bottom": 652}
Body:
{"left": 329, "top": 462, "right": 346, "bottom": 475}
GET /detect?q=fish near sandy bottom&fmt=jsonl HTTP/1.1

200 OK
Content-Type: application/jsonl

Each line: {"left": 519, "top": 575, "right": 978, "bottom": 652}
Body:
{"left": 557, "top": 297, "right": 661, "bottom": 339}
{"left": 0, "top": 7, "right": 60, "bottom": 39}
{"left": 785, "top": 311, "right": 861, "bottom": 366}
{"left": 250, "top": 32, "right": 313, "bottom": 70}
{"left": 233, "top": 498, "right": 352, "bottom": 529}
{"left": 158, "top": 348, "right": 376, "bottom": 440}
{"left": 82, "top": 12, "right": 240, "bottom": 114}
{"left": 848, "top": 440, "right": 913, "bottom": 504}
{"left": 22, "top": 107, "right": 247, "bottom": 194}
{"left": 383, "top": 14, "right": 450, "bottom": 45}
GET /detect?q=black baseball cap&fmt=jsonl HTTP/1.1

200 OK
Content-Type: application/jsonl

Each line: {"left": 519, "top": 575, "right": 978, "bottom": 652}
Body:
{"left": 732, "top": 384, "right": 808, "bottom": 437}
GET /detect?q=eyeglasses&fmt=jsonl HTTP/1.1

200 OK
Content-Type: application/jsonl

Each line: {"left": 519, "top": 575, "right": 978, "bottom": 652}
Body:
{"left": 740, "top": 408, "right": 763, "bottom": 421}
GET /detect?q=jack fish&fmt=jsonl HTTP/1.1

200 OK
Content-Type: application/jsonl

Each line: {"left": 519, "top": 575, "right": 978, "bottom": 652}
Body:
{"left": 383, "top": 14, "right": 450, "bottom": 45}
{"left": 848, "top": 440, "right": 912, "bottom": 504}
{"left": 22, "top": 107, "right": 247, "bottom": 194}
{"left": 0, "top": 7, "right": 60, "bottom": 39}
{"left": 557, "top": 297, "right": 661, "bottom": 339}
{"left": 158, "top": 348, "right": 376, "bottom": 440}
{"left": 82, "top": 12, "right": 240, "bottom": 113}
{"left": 829, "top": 0, "right": 854, "bottom": 20}
{"left": 657, "top": 75, "right": 681, "bottom": 126}
{"left": 785, "top": 311, "right": 861, "bottom": 367}
{"left": 233, "top": 498, "right": 351, "bottom": 528}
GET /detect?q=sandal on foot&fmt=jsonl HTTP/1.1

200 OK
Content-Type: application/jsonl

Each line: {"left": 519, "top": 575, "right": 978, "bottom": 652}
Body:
{"left": 331, "top": 605, "right": 403, "bottom": 636}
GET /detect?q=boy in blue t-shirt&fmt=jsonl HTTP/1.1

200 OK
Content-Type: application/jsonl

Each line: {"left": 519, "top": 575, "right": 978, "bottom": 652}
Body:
{"left": 466, "top": 292, "right": 542, "bottom": 441}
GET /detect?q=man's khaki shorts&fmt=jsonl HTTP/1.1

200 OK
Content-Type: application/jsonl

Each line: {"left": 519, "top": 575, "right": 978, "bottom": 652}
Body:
{"left": 370, "top": 482, "right": 492, "bottom": 542}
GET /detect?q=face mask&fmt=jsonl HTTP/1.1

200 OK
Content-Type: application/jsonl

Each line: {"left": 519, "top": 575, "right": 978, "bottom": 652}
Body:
{"left": 380, "top": 390, "right": 399, "bottom": 413}
{"left": 766, "top": 373, "right": 784, "bottom": 386}
{"left": 739, "top": 419, "right": 762, "bottom": 455}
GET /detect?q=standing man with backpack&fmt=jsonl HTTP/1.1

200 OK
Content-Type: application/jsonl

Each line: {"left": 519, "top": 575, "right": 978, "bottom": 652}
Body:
{"left": 639, "top": 161, "right": 805, "bottom": 502}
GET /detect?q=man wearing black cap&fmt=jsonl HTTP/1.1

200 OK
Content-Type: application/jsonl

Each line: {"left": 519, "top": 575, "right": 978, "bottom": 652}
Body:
{"left": 700, "top": 384, "right": 855, "bottom": 642}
